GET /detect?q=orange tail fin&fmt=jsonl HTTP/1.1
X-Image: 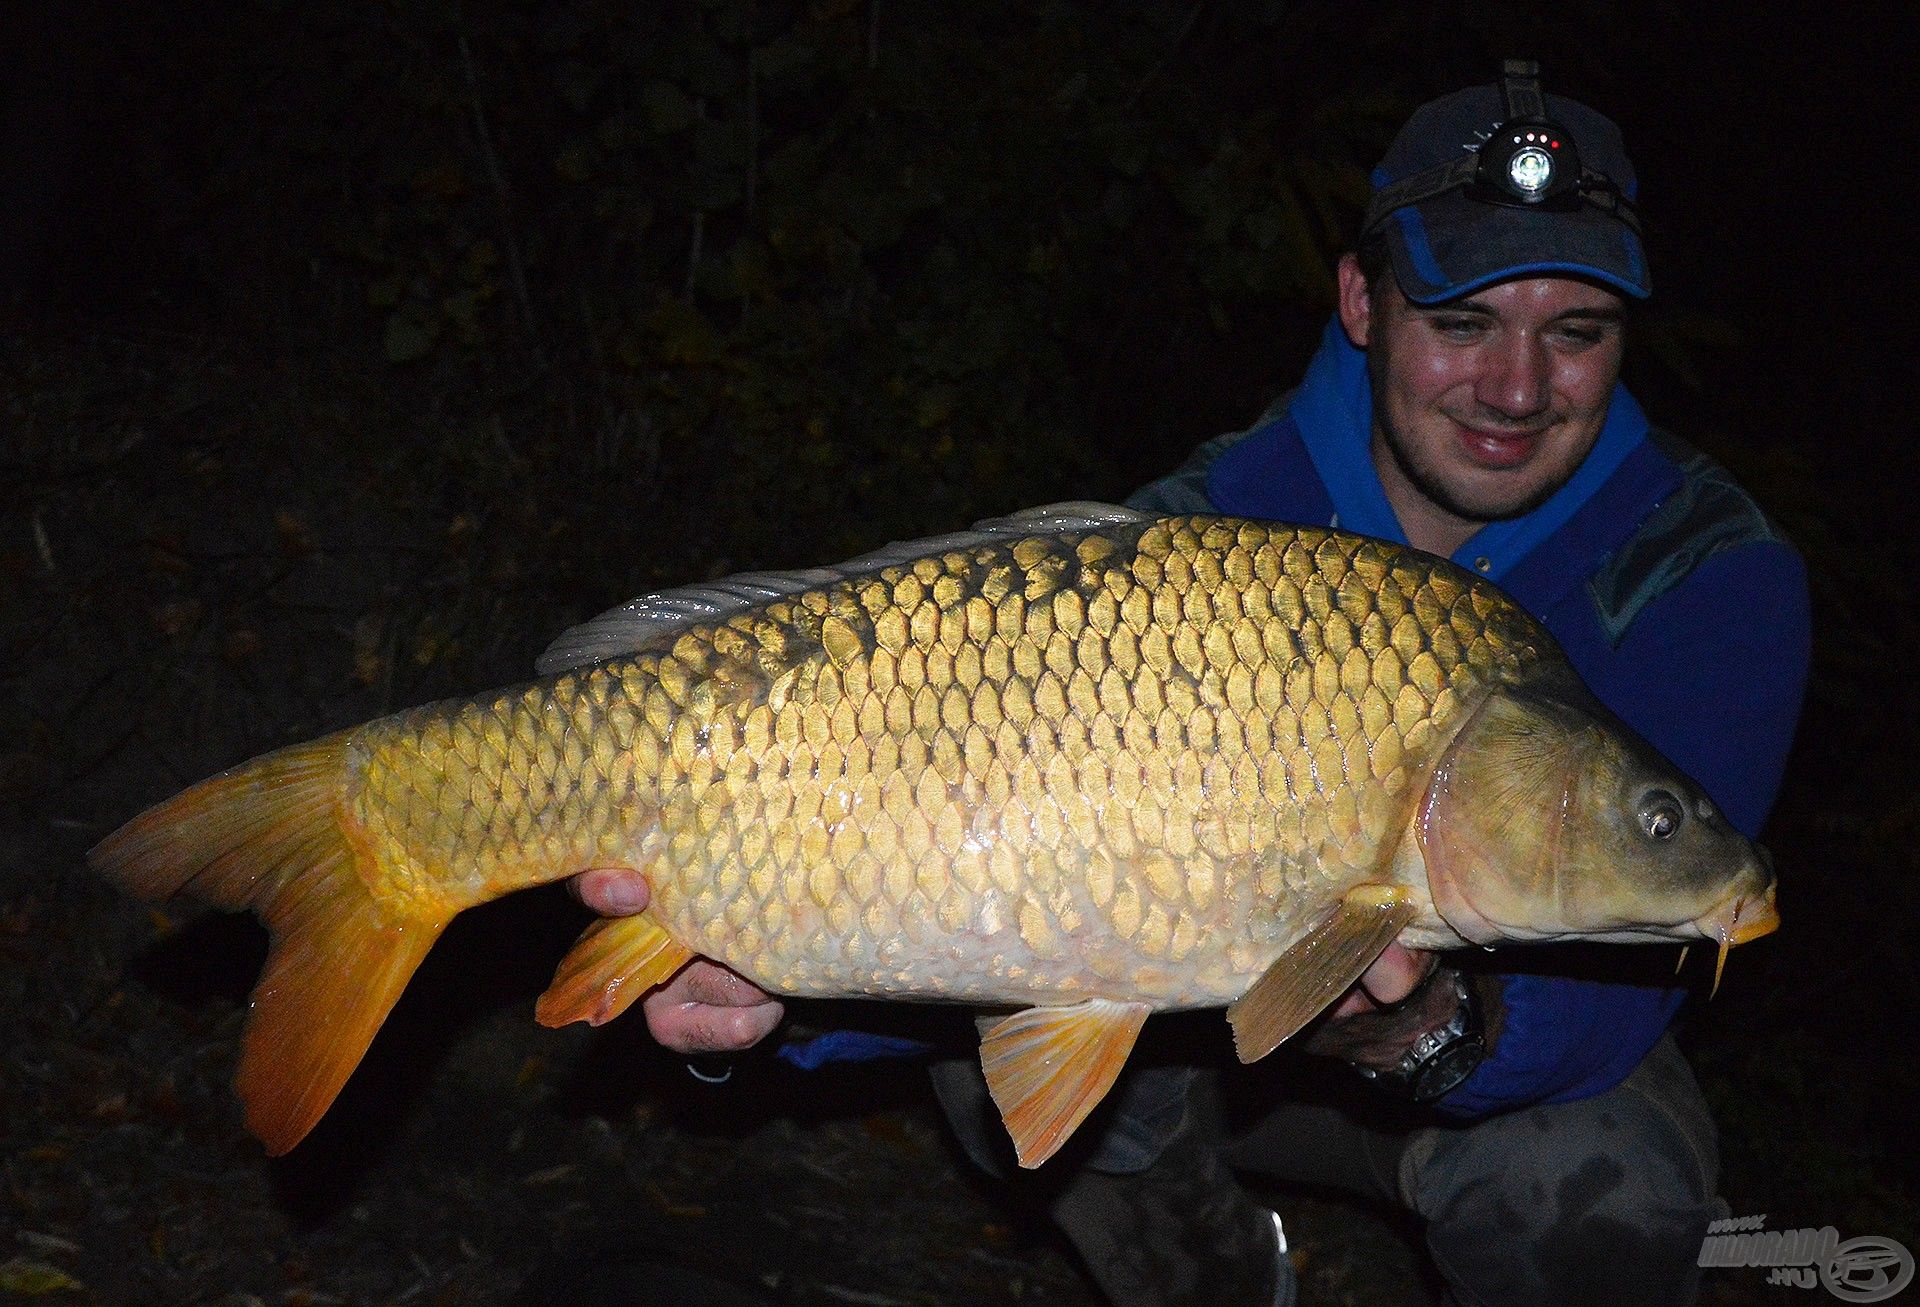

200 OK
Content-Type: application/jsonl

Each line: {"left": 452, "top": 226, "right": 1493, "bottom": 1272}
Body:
{"left": 89, "top": 735, "right": 451, "bottom": 1154}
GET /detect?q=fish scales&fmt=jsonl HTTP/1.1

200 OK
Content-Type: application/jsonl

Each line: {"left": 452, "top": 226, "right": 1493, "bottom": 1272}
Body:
{"left": 348, "top": 518, "right": 1541, "bottom": 1007}
{"left": 94, "top": 508, "right": 1779, "bottom": 1163}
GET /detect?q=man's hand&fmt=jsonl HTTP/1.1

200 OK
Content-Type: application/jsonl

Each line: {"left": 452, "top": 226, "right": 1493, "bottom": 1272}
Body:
{"left": 1301, "top": 942, "right": 1457, "bottom": 1070}
{"left": 569, "top": 868, "right": 785, "bottom": 1054}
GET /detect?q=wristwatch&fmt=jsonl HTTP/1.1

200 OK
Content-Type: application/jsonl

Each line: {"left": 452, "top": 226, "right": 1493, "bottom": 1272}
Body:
{"left": 1353, "top": 969, "right": 1486, "bottom": 1104}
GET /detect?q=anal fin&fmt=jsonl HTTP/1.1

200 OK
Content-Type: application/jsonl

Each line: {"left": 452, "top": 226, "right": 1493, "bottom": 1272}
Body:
{"left": 1226, "top": 885, "right": 1417, "bottom": 1064}
{"left": 536, "top": 913, "right": 694, "bottom": 1027}
{"left": 979, "top": 998, "right": 1150, "bottom": 1169}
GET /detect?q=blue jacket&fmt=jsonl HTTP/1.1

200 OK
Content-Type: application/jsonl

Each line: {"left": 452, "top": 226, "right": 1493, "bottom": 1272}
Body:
{"left": 1126, "top": 318, "right": 1811, "bottom": 1115}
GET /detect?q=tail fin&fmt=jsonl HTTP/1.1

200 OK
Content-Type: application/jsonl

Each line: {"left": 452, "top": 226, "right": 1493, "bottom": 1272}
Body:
{"left": 90, "top": 734, "right": 451, "bottom": 1154}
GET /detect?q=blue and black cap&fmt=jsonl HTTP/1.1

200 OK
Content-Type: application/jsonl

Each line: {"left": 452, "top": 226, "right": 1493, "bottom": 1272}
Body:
{"left": 1360, "top": 61, "right": 1649, "bottom": 304}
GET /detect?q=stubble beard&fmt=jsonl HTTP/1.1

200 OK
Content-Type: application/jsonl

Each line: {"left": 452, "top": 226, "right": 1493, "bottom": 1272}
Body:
{"left": 1374, "top": 412, "right": 1566, "bottom": 527}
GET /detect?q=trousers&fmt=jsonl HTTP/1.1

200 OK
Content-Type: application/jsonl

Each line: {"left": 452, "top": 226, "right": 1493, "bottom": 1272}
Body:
{"left": 929, "top": 1034, "right": 1723, "bottom": 1307}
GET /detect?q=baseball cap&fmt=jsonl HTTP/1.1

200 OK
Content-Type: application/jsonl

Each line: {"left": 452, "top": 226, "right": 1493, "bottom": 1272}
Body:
{"left": 1360, "top": 63, "right": 1650, "bottom": 304}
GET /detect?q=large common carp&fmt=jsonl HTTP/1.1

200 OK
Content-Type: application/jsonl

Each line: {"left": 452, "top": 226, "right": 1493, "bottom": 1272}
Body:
{"left": 92, "top": 505, "right": 1777, "bottom": 1167}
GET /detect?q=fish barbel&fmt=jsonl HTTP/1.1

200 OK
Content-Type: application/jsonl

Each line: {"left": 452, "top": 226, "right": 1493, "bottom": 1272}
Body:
{"left": 91, "top": 505, "right": 1778, "bottom": 1165}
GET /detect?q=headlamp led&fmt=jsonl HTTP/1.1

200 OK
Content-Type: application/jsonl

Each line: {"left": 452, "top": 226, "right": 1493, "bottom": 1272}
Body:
{"left": 1361, "top": 60, "right": 1640, "bottom": 239}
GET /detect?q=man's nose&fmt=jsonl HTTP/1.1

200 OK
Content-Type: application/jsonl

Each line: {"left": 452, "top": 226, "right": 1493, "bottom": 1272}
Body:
{"left": 1478, "top": 338, "right": 1550, "bottom": 417}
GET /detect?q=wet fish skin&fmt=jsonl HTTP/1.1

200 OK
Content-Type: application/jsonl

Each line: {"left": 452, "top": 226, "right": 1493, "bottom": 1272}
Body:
{"left": 91, "top": 512, "right": 1776, "bottom": 1162}
{"left": 350, "top": 517, "right": 1523, "bottom": 1003}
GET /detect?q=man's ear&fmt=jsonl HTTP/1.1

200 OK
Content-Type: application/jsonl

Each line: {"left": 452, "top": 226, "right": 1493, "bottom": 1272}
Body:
{"left": 1336, "top": 253, "right": 1373, "bottom": 349}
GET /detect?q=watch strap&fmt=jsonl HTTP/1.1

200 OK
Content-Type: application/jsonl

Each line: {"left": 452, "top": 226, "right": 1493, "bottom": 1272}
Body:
{"left": 1353, "top": 969, "right": 1486, "bottom": 1103}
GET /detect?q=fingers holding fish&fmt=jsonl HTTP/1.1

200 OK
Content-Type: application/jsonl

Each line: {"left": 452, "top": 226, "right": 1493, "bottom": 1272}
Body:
{"left": 1329, "top": 941, "right": 1438, "bottom": 1019}
{"left": 1301, "top": 959, "right": 1464, "bottom": 1070}
{"left": 641, "top": 961, "right": 785, "bottom": 1054}
{"left": 554, "top": 886, "right": 784, "bottom": 1051}
{"left": 555, "top": 852, "right": 778, "bottom": 1058}
{"left": 570, "top": 866, "right": 652, "bottom": 916}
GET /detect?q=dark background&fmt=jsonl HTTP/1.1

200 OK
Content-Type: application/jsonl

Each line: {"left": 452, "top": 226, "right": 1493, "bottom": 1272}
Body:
{"left": 3, "top": 2, "right": 1915, "bottom": 1303}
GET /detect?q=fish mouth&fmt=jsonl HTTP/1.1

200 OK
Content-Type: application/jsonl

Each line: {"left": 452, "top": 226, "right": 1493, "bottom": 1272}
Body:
{"left": 1693, "top": 882, "right": 1780, "bottom": 948}
{"left": 1690, "top": 882, "right": 1779, "bottom": 997}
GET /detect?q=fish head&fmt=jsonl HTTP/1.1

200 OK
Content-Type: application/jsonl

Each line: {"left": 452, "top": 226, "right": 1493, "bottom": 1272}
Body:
{"left": 1415, "top": 671, "right": 1778, "bottom": 951}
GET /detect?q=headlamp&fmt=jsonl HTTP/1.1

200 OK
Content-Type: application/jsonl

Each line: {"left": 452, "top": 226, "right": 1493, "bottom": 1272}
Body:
{"left": 1506, "top": 146, "right": 1555, "bottom": 196}
{"left": 1361, "top": 60, "right": 1640, "bottom": 239}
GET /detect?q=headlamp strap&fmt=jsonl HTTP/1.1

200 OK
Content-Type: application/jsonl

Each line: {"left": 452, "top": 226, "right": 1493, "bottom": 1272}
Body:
{"left": 1579, "top": 180, "right": 1642, "bottom": 234}
{"left": 1500, "top": 59, "right": 1547, "bottom": 123}
{"left": 1359, "top": 154, "right": 1478, "bottom": 238}
{"left": 1359, "top": 60, "right": 1643, "bottom": 240}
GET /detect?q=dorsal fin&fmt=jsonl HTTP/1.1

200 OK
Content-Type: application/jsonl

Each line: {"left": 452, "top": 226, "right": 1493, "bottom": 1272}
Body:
{"left": 534, "top": 502, "right": 1150, "bottom": 675}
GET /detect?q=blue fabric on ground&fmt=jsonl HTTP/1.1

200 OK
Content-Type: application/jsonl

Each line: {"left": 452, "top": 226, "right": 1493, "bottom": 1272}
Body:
{"left": 776, "top": 1030, "right": 931, "bottom": 1070}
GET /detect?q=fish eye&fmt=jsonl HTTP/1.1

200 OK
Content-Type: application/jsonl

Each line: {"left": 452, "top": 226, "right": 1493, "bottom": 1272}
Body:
{"left": 1639, "top": 790, "right": 1684, "bottom": 841}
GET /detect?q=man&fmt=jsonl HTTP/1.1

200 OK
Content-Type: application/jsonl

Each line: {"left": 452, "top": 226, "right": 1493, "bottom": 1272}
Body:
{"left": 572, "top": 65, "right": 1810, "bottom": 1305}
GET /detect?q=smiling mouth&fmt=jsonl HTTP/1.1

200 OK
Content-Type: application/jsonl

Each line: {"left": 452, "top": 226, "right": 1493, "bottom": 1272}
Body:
{"left": 1443, "top": 418, "right": 1551, "bottom": 464}
{"left": 1451, "top": 418, "right": 1547, "bottom": 469}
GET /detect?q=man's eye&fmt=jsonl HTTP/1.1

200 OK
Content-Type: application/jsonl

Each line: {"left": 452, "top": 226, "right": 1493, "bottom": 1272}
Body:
{"left": 1431, "top": 317, "right": 1485, "bottom": 337}
{"left": 1553, "top": 320, "right": 1618, "bottom": 347}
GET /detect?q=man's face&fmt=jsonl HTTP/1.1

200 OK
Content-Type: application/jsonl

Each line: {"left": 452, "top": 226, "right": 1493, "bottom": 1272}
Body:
{"left": 1336, "top": 256, "right": 1627, "bottom": 540}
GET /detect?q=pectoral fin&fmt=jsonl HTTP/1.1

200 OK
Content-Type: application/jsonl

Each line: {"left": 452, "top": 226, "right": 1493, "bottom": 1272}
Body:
{"left": 979, "top": 998, "right": 1151, "bottom": 1169}
{"left": 1226, "top": 885, "right": 1417, "bottom": 1063}
{"left": 536, "top": 913, "right": 694, "bottom": 1027}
